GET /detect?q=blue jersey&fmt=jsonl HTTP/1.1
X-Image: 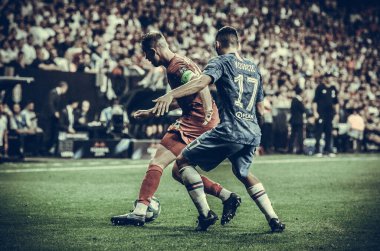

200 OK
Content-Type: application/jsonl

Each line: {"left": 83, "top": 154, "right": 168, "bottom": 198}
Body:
{"left": 203, "top": 53, "right": 264, "bottom": 146}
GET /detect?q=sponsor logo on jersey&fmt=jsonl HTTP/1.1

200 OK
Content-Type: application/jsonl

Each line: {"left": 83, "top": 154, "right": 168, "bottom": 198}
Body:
{"left": 235, "top": 111, "right": 254, "bottom": 121}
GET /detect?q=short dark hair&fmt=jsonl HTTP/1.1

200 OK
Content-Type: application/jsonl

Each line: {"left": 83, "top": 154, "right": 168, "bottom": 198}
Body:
{"left": 215, "top": 26, "right": 239, "bottom": 48}
{"left": 141, "top": 32, "right": 167, "bottom": 51}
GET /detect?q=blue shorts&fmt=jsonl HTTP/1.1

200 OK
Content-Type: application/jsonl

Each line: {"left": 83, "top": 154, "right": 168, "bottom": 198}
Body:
{"left": 181, "top": 130, "right": 256, "bottom": 177}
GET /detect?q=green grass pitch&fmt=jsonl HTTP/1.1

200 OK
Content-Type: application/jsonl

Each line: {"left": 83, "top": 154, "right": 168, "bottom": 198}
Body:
{"left": 1, "top": 154, "right": 379, "bottom": 250}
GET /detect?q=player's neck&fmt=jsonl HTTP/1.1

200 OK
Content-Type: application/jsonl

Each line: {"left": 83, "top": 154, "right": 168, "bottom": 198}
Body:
{"left": 161, "top": 50, "right": 175, "bottom": 68}
{"left": 221, "top": 48, "right": 242, "bottom": 60}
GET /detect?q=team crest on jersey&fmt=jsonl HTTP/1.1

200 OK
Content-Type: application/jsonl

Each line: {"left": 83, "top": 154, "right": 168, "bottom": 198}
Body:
{"left": 332, "top": 90, "right": 336, "bottom": 98}
{"left": 322, "top": 89, "right": 327, "bottom": 94}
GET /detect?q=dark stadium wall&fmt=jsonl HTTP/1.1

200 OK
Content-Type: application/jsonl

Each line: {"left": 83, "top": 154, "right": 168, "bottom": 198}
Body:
{"left": 18, "top": 69, "right": 102, "bottom": 121}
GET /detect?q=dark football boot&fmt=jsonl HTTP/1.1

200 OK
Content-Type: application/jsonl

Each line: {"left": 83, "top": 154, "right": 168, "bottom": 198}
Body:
{"left": 195, "top": 210, "right": 218, "bottom": 231}
{"left": 111, "top": 213, "right": 145, "bottom": 226}
{"left": 269, "top": 218, "right": 285, "bottom": 233}
{"left": 221, "top": 193, "right": 241, "bottom": 225}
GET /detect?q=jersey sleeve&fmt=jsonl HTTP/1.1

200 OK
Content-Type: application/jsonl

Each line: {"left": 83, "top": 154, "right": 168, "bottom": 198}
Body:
{"left": 180, "top": 69, "right": 196, "bottom": 84}
{"left": 203, "top": 57, "right": 223, "bottom": 83}
{"left": 171, "top": 61, "right": 198, "bottom": 85}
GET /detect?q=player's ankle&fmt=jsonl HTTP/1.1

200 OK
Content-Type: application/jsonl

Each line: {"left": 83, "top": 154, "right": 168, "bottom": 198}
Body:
{"left": 219, "top": 188, "right": 232, "bottom": 202}
{"left": 133, "top": 202, "right": 148, "bottom": 215}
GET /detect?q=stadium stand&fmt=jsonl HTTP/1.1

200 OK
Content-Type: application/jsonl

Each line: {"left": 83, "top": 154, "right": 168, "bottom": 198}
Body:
{"left": 0, "top": 0, "right": 379, "bottom": 158}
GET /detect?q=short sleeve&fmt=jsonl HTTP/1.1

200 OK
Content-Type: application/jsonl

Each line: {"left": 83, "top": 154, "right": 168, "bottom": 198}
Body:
{"left": 203, "top": 57, "right": 223, "bottom": 83}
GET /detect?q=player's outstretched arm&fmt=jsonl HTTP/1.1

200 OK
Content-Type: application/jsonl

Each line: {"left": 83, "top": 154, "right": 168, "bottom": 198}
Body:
{"left": 152, "top": 74, "right": 212, "bottom": 116}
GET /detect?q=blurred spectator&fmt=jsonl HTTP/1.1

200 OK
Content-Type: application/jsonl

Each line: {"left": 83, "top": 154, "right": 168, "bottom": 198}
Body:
{"left": 0, "top": 103, "right": 9, "bottom": 159}
{"left": 288, "top": 86, "right": 306, "bottom": 154}
{"left": 59, "top": 100, "right": 79, "bottom": 134}
{"left": 347, "top": 109, "right": 365, "bottom": 152}
{"left": 8, "top": 51, "right": 27, "bottom": 73}
{"left": 46, "top": 81, "right": 68, "bottom": 154}
{"left": 313, "top": 75, "right": 339, "bottom": 157}
{"left": 100, "top": 98, "right": 129, "bottom": 136}
{"left": 10, "top": 104, "right": 28, "bottom": 133}
{"left": 0, "top": 0, "right": 378, "bottom": 151}
{"left": 74, "top": 100, "right": 91, "bottom": 131}
{"left": 260, "top": 96, "right": 273, "bottom": 153}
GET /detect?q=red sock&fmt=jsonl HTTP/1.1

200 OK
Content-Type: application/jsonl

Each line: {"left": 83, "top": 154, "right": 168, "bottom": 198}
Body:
{"left": 138, "top": 165, "right": 163, "bottom": 205}
{"left": 201, "top": 175, "right": 223, "bottom": 197}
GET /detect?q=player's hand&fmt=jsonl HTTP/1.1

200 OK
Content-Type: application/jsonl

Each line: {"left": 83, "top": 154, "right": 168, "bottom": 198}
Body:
{"left": 314, "top": 112, "right": 319, "bottom": 119}
{"left": 133, "top": 109, "right": 153, "bottom": 119}
{"left": 152, "top": 94, "right": 173, "bottom": 116}
{"left": 203, "top": 109, "right": 213, "bottom": 125}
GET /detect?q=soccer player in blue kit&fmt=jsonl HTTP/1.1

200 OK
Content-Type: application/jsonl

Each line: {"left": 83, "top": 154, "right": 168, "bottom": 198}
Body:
{"left": 153, "top": 26, "right": 285, "bottom": 232}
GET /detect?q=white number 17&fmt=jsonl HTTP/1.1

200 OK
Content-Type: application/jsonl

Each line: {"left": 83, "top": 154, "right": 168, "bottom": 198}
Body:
{"left": 233, "top": 74, "right": 259, "bottom": 111}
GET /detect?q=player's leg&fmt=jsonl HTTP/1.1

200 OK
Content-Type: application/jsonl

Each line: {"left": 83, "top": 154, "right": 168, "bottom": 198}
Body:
{"left": 314, "top": 118, "right": 323, "bottom": 156}
{"left": 111, "top": 143, "right": 176, "bottom": 226}
{"left": 176, "top": 154, "right": 218, "bottom": 231}
{"left": 324, "top": 119, "right": 335, "bottom": 156}
{"left": 172, "top": 161, "right": 233, "bottom": 202}
{"left": 229, "top": 145, "right": 285, "bottom": 232}
{"left": 168, "top": 132, "right": 234, "bottom": 202}
{"left": 178, "top": 133, "right": 243, "bottom": 230}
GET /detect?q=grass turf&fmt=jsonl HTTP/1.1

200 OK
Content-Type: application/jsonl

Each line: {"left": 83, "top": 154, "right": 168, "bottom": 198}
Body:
{"left": 0, "top": 154, "right": 379, "bottom": 250}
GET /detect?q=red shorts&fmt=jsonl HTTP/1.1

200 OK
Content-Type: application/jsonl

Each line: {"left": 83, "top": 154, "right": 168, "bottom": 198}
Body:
{"left": 160, "top": 131, "right": 187, "bottom": 156}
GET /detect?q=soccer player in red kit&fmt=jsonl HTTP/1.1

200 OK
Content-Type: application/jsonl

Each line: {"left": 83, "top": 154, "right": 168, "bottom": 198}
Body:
{"left": 111, "top": 32, "right": 240, "bottom": 226}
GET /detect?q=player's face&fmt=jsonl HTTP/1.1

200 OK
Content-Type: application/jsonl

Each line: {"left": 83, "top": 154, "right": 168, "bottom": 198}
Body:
{"left": 144, "top": 48, "right": 161, "bottom": 67}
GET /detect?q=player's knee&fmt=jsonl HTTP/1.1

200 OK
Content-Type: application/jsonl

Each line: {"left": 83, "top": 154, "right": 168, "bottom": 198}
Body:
{"left": 149, "top": 157, "right": 166, "bottom": 170}
{"left": 175, "top": 154, "right": 190, "bottom": 171}
{"left": 148, "top": 161, "right": 165, "bottom": 173}
{"left": 232, "top": 166, "right": 248, "bottom": 179}
{"left": 171, "top": 164, "right": 183, "bottom": 184}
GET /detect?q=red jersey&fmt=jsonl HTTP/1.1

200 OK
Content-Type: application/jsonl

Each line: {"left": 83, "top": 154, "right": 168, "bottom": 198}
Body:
{"left": 165, "top": 54, "right": 219, "bottom": 144}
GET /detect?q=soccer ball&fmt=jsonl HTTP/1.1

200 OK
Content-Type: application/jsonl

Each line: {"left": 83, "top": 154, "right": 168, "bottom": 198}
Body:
{"left": 133, "top": 196, "right": 161, "bottom": 223}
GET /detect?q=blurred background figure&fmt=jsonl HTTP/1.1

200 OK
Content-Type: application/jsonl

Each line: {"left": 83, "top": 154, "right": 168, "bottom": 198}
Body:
{"left": 0, "top": 103, "right": 9, "bottom": 161}
{"left": 288, "top": 86, "right": 306, "bottom": 154}
{"left": 313, "top": 74, "right": 339, "bottom": 157}
{"left": 45, "top": 81, "right": 68, "bottom": 154}
{"left": 21, "top": 102, "right": 44, "bottom": 156}
{"left": 74, "top": 100, "right": 91, "bottom": 132}
{"left": 347, "top": 109, "right": 365, "bottom": 152}
{"left": 260, "top": 96, "right": 273, "bottom": 154}
{"left": 100, "top": 98, "right": 129, "bottom": 138}
{"left": 59, "top": 100, "right": 79, "bottom": 134}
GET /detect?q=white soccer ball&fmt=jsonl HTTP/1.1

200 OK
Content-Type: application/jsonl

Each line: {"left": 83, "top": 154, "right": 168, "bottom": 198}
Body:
{"left": 134, "top": 196, "right": 161, "bottom": 223}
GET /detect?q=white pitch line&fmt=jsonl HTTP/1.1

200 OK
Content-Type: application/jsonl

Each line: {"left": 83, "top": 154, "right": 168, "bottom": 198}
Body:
{"left": 0, "top": 164, "right": 148, "bottom": 173}
{"left": 0, "top": 156, "right": 378, "bottom": 174}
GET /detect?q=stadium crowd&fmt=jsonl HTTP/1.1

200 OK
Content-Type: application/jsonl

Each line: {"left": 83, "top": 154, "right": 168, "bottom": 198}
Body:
{"left": 0, "top": 0, "right": 379, "bottom": 156}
